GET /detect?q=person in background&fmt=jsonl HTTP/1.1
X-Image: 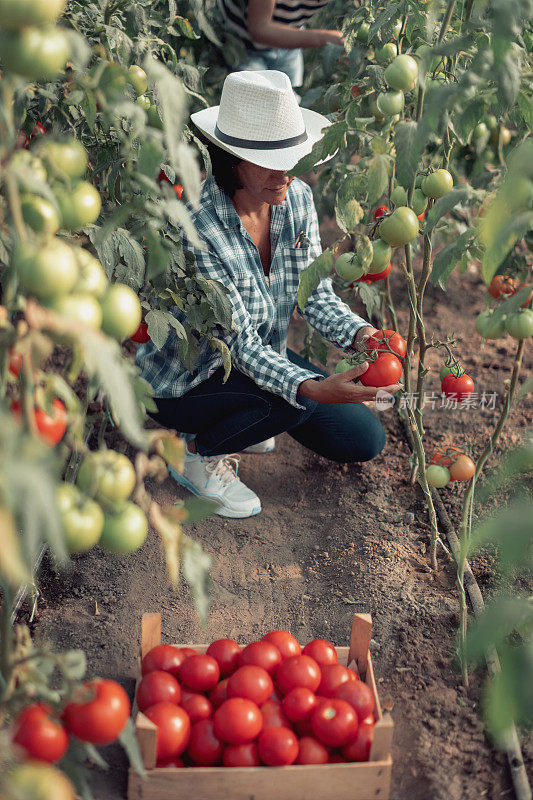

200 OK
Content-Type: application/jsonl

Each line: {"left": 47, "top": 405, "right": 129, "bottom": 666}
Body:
{"left": 136, "top": 71, "right": 400, "bottom": 520}
{"left": 217, "top": 0, "right": 344, "bottom": 90}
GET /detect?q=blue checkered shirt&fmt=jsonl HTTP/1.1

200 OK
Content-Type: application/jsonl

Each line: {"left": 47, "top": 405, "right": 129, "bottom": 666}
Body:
{"left": 136, "top": 177, "right": 368, "bottom": 409}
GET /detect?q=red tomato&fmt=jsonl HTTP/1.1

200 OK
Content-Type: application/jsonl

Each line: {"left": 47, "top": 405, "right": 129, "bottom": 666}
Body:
{"left": 258, "top": 726, "right": 298, "bottom": 766}
{"left": 260, "top": 699, "right": 290, "bottom": 729}
{"left": 417, "top": 212, "right": 425, "bottom": 222}
{"left": 179, "top": 654, "right": 220, "bottom": 692}
{"left": 373, "top": 205, "right": 389, "bottom": 221}
{"left": 441, "top": 373, "right": 475, "bottom": 401}
{"left": 156, "top": 757, "right": 184, "bottom": 768}
{"left": 32, "top": 122, "right": 47, "bottom": 138}
{"left": 341, "top": 718, "right": 374, "bottom": 762}
{"left": 302, "top": 639, "right": 338, "bottom": 667}
{"left": 209, "top": 678, "right": 229, "bottom": 709}
{"left": 173, "top": 184, "right": 183, "bottom": 199}
{"left": 187, "top": 719, "right": 223, "bottom": 765}
{"left": 144, "top": 702, "right": 191, "bottom": 762}
{"left": 262, "top": 630, "right": 301, "bottom": 660}
{"left": 11, "top": 398, "right": 67, "bottom": 446}
{"left": 360, "top": 353, "right": 402, "bottom": 388}
{"left": 431, "top": 445, "right": 463, "bottom": 468}
{"left": 213, "top": 698, "right": 262, "bottom": 744}
{"left": 333, "top": 681, "right": 374, "bottom": 722}
{"left": 180, "top": 692, "right": 212, "bottom": 724}
{"left": 136, "top": 671, "right": 181, "bottom": 713}
{"left": 206, "top": 639, "right": 242, "bottom": 677}
{"left": 141, "top": 644, "right": 186, "bottom": 678}
{"left": 330, "top": 752, "right": 346, "bottom": 763}
{"left": 8, "top": 351, "right": 22, "bottom": 378}
{"left": 158, "top": 169, "right": 171, "bottom": 183}
{"left": 296, "top": 736, "right": 330, "bottom": 765}
{"left": 63, "top": 679, "right": 130, "bottom": 745}
{"left": 180, "top": 647, "right": 198, "bottom": 659}
{"left": 489, "top": 274, "right": 516, "bottom": 299}
{"left": 318, "top": 664, "right": 356, "bottom": 697}
{"left": 13, "top": 704, "right": 68, "bottom": 763}
{"left": 311, "top": 699, "right": 359, "bottom": 748}
{"left": 239, "top": 641, "right": 282, "bottom": 674}
{"left": 366, "top": 329, "right": 407, "bottom": 358}
{"left": 276, "top": 655, "right": 321, "bottom": 695}
{"left": 227, "top": 665, "right": 273, "bottom": 706}
{"left": 364, "top": 262, "right": 392, "bottom": 282}
{"left": 223, "top": 741, "right": 260, "bottom": 767}
{"left": 282, "top": 687, "right": 317, "bottom": 723}
{"left": 131, "top": 322, "right": 150, "bottom": 343}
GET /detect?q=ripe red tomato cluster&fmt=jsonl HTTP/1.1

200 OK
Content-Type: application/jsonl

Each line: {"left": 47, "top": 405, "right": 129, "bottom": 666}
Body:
{"left": 138, "top": 632, "right": 377, "bottom": 768}
{"left": 11, "top": 680, "right": 130, "bottom": 764}
{"left": 359, "top": 330, "right": 405, "bottom": 389}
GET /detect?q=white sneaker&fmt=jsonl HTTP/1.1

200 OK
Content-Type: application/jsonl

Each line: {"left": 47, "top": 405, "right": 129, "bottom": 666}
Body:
{"left": 169, "top": 452, "right": 261, "bottom": 518}
{"left": 242, "top": 437, "right": 276, "bottom": 454}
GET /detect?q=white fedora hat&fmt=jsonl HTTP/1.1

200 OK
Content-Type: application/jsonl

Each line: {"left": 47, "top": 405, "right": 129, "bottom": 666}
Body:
{"left": 190, "top": 70, "right": 332, "bottom": 171}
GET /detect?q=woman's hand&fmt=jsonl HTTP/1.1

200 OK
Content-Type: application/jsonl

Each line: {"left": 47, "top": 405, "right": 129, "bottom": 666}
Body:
{"left": 298, "top": 362, "right": 403, "bottom": 405}
{"left": 317, "top": 30, "right": 345, "bottom": 47}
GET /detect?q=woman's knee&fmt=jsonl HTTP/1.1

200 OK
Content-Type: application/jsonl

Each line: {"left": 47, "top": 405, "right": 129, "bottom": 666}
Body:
{"left": 337, "top": 417, "right": 387, "bottom": 463}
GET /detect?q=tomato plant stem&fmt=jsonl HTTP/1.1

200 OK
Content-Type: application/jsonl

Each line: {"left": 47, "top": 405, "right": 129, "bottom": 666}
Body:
{"left": 456, "top": 338, "right": 525, "bottom": 681}
{"left": 0, "top": 580, "right": 12, "bottom": 697}
{"left": 438, "top": 0, "right": 458, "bottom": 43}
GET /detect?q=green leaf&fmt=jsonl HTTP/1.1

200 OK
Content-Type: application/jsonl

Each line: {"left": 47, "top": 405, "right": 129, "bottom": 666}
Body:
{"left": 137, "top": 139, "right": 164, "bottom": 180}
{"left": 496, "top": 50, "right": 521, "bottom": 109}
{"left": 335, "top": 188, "right": 364, "bottom": 233}
{"left": 178, "top": 496, "right": 218, "bottom": 525}
{"left": 145, "top": 231, "right": 171, "bottom": 282}
{"left": 481, "top": 211, "right": 533, "bottom": 283}
{"left": 176, "top": 328, "right": 201, "bottom": 373}
{"left": 425, "top": 186, "right": 472, "bottom": 235}
{"left": 356, "top": 281, "right": 382, "bottom": 320}
{"left": 145, "top": 57, "right": 188, "bottom": 170}
{"left": 366, "top": 154, "right": 391, "bottom": 204}
{"left": 111, "top": 228, "right": 146, "bottom": 290}
{"left": 165, "top": 199, "right": 203, "bottom": 248}
{"left": 118, "top": 718, "right": 146, "bottom": 777}
{"left": 469, "top": 503, "right": 533, "bottom": 575}
{"left": 201, "top": 279, "right": 234, "bottom": 331}
{"left": 145, "top": 309, "right": 171, "bottom": 349}
{"left": 210, "top": 337, "right": 232, "bottom": 381}
{"left": 517, "top": 91, "right": 533, "bottom": 130}
{"left": 466, "top": 598, "right": 533, "bottom": 663}
{"left": 181, "top": 533, "right": 213, "bottom": 626}
{"left": 289, "top": 122, "right": 348, "bottom": 176}
{"left": 174, "top": 15, "right": 200, "bottom": 39}
{"left": 355, "top": 234, "right": 373, "bottom": 270}
{"left": 61, "top": 650, "right": 87, "bottom": 681}
{"left": 394, "top": 121, "right": 420, "bottom": 190}
{"left": 0, "top": 507, "right": 31, "bottom": 587}
{"left": 173, "top": 142, "right": 201, "bottom": 210}
{"left": 81, "top": 742, "right": 109, "bottom": 770}
{"left": 297, "top": 250, "right": 335, "bottom": 311}
{"left": 431, "top": 230, "right": 476, "bottom": 289}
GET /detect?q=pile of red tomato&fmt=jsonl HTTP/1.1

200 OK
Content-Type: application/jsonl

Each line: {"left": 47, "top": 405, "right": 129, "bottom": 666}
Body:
{"left": 137, "top": 631, "right": 377, "bottom": 768}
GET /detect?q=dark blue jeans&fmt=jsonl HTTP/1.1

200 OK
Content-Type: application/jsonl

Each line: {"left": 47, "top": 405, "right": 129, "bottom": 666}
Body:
{"left": 151, "top": 350, "right": 386, "bottom": 463}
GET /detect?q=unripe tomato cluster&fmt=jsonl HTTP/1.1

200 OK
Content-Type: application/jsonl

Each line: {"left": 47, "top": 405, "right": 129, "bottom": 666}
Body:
{"left": 0, "top": 0, "right": 69, "bottom": 82}
{"left": 138, "top": 631, "right": 377, "bottom": 767}
{"left": 475, "top": 275, "right": 533, "bottom": 341}
{"left": 52, "top": 449, "right": 148, "bottom": 555}
{"left": 10, "top": 679, "right": 130, "bottom": 774}
{"left": 426, "top": 447, "right": 475, "bottom": 488}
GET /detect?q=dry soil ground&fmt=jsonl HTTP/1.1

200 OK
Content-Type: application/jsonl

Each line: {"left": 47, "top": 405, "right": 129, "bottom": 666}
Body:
{"left": 28, "top": 220, "right": 532, "bottom": 800}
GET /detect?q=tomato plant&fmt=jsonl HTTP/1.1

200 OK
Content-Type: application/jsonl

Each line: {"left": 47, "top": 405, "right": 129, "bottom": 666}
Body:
{"left": 99, "top": 501, "right": 148, "bottom": 553}
{"left": 11, "top": 398, "right": 67, "bottom": 446}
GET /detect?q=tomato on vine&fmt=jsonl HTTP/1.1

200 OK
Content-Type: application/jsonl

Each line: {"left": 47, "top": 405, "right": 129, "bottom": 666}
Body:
{"left": 441, "top": 373, "right": 475, "bottom": 401}
{"left": 360, "top": 353, "right": 402, "bottom": 388}
{"left": 10, "top": 398, "right": 67, "bottom": 446}
{"left": 489, "top": 274, "right": 516, "bottom": 299}
{"left": 63, "top": 679, "right": 130, "bottom": 745}
{"left": 365, "top": 330, "right": 407, "bottom": 358}
{"left": 373, "top": 205, "right": 389, "bottom": 221}
{"left": 13, "top": 704, "right": 69, "bottom": 763}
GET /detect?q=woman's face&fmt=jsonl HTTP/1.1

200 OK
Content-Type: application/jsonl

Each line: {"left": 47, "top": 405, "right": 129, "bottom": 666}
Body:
{"left": 235, "top": 161, "right": 295, "bottom": 205}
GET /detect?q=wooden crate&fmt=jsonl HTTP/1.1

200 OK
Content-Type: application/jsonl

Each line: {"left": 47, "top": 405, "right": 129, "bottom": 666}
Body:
{"left": 128, "top": 613, "right": 393, "bottom": 800}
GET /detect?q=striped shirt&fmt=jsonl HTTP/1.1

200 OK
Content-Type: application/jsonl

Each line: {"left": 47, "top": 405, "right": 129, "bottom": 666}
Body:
{"left": 135, "top": 177, "right": 368, "bottom": 410}
{"left": 218, "top": 0, "right": 330, "bottom": 50}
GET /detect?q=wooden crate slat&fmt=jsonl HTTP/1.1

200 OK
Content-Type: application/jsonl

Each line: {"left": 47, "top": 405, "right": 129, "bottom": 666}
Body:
{"left": 141, "top": 613, "right": 161, "bottom": 659}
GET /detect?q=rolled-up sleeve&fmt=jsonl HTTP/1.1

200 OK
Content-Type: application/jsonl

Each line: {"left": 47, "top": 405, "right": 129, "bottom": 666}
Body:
{"left": 301, "top": 187, "right": 369, "bottom": 348}
{"left": 193, "top": 243, "right": 319, "bottom": 409}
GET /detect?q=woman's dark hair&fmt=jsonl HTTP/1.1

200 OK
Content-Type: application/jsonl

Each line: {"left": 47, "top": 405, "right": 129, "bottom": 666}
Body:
{"left": 199, "top": 134, "right": 243, "bottom": 198}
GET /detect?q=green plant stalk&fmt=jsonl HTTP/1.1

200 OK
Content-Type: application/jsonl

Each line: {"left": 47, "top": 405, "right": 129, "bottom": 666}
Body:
{"left": 456, "top": 338, "right": 525, "bottom": 684}
{"left": 383, "top": 274, "right": 399, "bottom": 332}
{"left": 0, "top": 580, "right": 12, "bottom": 697}
{"left": 413, "top": 227, "right": 434, "bottom": 438}
{"left": 438, "top": 0, "right": 458, "bottom": 43}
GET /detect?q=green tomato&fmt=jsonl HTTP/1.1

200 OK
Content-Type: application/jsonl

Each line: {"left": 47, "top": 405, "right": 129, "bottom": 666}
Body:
{"left": 376, "top": 90, "right": 404, "bottom": 116}
{"left": 77, "top": 450, "right": 136, "bottom": 503}
{"left": 49, "top": 293, "right": 103, "bottom": 330}
{"left": 335, "top": 253, "right": 365, "bottom": 282}
{"left": 379, "top": 206, "right": 419, "bottom": 247}
{"left": 0, "top": 0, "right": 66, "bottom": 28}
{"left": 127, "top": 65, "right": 148, "bottom": 96}
{"left": 37, "top": 138, "right": 88, "bottom": 180}
{"left": 57, "top": 181, "right": 101, "bottom": 230}
{"left": 485, "top": 114, "right": 498, "bottom": 131}
{"left": 14, "top": 238, "right": 78, "bottom": 300}
{"left": 473, "top": 122, "right": 488, "bottom": 141}
{"left": 56, "top": 483, "right": 104, "bottom": 554}
{"left": 146, "top": 104, "right": 163, "bottom": 130}
{"left": 369, "top": 239, "right": 392, "bottom": 271}
{"left": 136, "top": 94, "right": 151, "bottom": 111}
{"left": 384, "top": 54, "right": 418, "bottom": 92}
{"left": 505, "top": 309, "right": 533, "bottom": 340}
{"left": 21, "top": 195, "right": 60, "bottom": 235}
{"left": 0, "top": 26, "right": 69, "bottom": 81}
{"left": 475, "top": 309, "right": 507, "bottom": 339}
{"left": 425, "top": 465, "right": 450, "bottom": 488}
{"left": 390, "top": 186, "right": 407, "bottom": 207}
{"left": 375, "top": 42, "right": 397, "bottom": 65}
{"left": 100, "top": 501, "right": 148, "bottom": 554}
{"left": 440, "top": 365, "right": 452, "bottom": 381}
{"left": 75, "top": 249, "right": 108, "bottom": 298}
{"left": 421, "top": 169, "right": 453, "bottom": 199}
{"left": 357, "top": 22, "right": 370, "bottom": 43}
{"left": 411, "top": 188, "right": 428, "bottom": 216}
{"left": 100, "top": 283, "right": 142, "bottom": 341}
{"left": 10, "top": 150, "right": 47, "bottom": 183}
{"left": 335, "top": 359, "right": 353, "bottom": 374}
{"left": 368, "top": 97, "right": 385, "bottom": 122}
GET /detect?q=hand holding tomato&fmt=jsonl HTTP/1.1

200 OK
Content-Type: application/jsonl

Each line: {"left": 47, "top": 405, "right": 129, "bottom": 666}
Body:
{"left": 298, "top": 360, "right": 402, "bottom": 404}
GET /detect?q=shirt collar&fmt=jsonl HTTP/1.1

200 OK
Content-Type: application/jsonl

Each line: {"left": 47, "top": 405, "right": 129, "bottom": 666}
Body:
{"left": 207, "top": 175, "right": 288, "bottom": 236}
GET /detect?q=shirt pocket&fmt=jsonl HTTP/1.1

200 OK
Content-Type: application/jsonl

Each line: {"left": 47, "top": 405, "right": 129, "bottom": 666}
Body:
{"left": 282, "top": 244, "right": 313, "bottom": 302}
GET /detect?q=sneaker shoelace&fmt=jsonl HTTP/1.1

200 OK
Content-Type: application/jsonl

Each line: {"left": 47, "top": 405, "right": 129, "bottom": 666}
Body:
{"left": 204, "top": 454, "right": 240, "bottom": 487}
